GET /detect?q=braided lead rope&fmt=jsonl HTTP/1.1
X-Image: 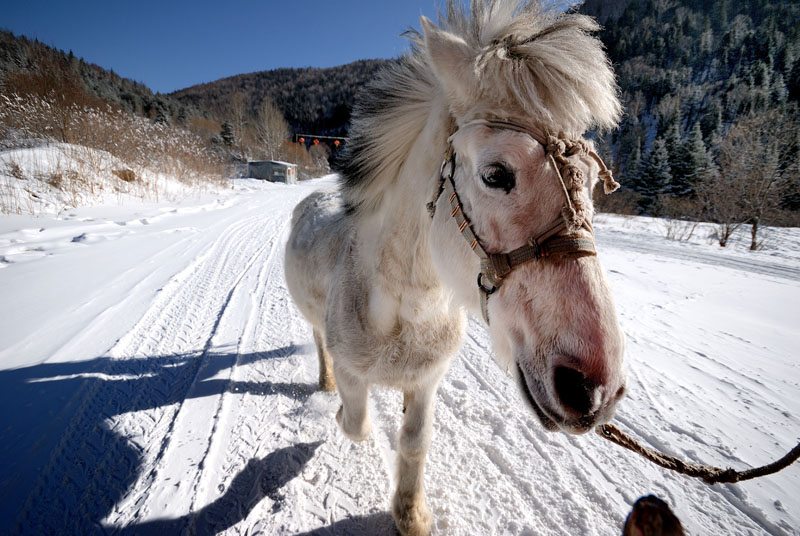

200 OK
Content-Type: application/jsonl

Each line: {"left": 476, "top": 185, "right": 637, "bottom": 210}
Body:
{"left": 596, "top": 423, "right": 800, "bottom": 485}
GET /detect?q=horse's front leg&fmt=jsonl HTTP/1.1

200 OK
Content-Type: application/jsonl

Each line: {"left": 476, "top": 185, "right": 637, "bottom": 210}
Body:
{"left": 334, "top": 366, "right": 372, "bottom": 442}
{"left": 393, "top": 383, "right": 438, "bottom": 536}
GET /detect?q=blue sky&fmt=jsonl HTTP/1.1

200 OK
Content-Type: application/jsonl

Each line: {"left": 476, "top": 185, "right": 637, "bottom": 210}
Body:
{"left": 2, "top": 1, "right": 443, "bottom": 94}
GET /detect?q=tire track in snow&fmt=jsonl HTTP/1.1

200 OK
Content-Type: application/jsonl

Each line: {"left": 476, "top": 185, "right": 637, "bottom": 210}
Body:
{"left": 114, "top": 213, "right": 289, "bottom": 528}
{"left": 11, "top": 220, "right": 239, "bottom": 534}
{"left": 182, "top": 216, "right": 293, "bottom": 531}
{"left": 14, "top": 205, "right": 286, "bottom": 534}
{"left": 597, "top": 231, "right": 800, "bottom": 282}
{"left": 104, "top": 207, "right": 292, "bottom": 527}
{"left": 185, "top": 216, "right": 318, "bottom": 533}
{"left": 102, "top": 214, "right": 274, "bottom": 519}
{"left": 189, "top": 204, "right": 395, "bottom": 534}
{"left": 3, "top": 224, "right": 220, "bottom": 530}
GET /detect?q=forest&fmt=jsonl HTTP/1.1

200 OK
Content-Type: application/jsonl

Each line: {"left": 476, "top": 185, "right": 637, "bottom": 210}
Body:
{"left": 171, "top": 60, "right": 388, "bottom": 138}
{"left": 581, "top": 0, "right": 799, "bottom": 240}
{"left": 0, "top": 30, "right": 199, "bottom": 125}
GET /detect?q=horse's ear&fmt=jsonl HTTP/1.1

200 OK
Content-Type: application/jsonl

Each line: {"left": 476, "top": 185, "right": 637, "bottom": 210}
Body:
{"left": 420, "top": 16, "right": 476, "bottom": 110}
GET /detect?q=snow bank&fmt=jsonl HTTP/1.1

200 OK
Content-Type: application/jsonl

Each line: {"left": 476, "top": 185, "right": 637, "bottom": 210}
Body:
{"left": 0, "top": 143, "right": 227, "bottom": 216}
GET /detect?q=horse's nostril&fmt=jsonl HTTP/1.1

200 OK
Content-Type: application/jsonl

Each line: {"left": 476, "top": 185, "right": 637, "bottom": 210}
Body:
{"left": 554, "top": 366, "right": 595, "bottom": 416}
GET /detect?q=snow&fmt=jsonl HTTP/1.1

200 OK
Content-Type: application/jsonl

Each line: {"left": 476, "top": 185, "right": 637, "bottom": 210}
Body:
{"left": 1, "top": 175, "right": 798, "bottom": 535}
{"left": 0, "top": 143, "right": 223, "bottom": 217}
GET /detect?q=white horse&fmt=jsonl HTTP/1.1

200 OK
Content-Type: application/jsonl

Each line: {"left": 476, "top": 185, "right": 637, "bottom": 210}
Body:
{"left": 285, "top": 2, "right": 627, "bottom": 534}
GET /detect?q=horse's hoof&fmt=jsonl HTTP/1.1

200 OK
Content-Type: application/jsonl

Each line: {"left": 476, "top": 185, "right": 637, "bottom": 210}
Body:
{"left": 336, "top": 404, "right": 371, "bottom": 442}
{"left": 392, "top": 491, "right": 432, "bottom": 536}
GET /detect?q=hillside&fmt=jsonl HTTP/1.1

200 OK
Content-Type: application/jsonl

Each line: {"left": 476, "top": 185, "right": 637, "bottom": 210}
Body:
{"left": 171, "top": 0, "right": 800, "bottom": 227}
{"left": 1, "top": 28, "right": 389, "bottom": 140}
{"left": 171, "top": 60, "right": 390, "bottom": 137}
{"left": 580, "top": 0, "right": 800, "bottom": 217}
{"left": 0, "top": 31, "right": 226, "bottom": 215}
{"left": 3, "top": 1, "right": 798, "bottom": 222}
{"left": 0, "top": 30, "right": 198, "bottom": 126}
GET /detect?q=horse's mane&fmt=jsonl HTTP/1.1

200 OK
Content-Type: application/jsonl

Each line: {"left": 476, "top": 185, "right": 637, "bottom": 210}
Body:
{"left": 336, "top": 47, "right": 437, "bottom": 214}
{"left": 337, "top": 0, "right": 621, "bottom": 214}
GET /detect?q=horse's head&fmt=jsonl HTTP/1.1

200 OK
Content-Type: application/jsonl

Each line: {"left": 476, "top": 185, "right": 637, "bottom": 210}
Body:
{"left": 422, "top": 6, "right": 626, "bottom": 434}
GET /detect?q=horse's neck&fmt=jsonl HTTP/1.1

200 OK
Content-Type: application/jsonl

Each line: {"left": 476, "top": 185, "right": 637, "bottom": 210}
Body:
{"left": 354, "top": 104, "right": 452, "bottom": 318}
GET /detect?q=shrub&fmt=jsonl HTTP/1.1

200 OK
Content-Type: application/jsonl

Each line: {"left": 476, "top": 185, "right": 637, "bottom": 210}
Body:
{"left": 594, "top": 187, "right": 641, "bottom": 215}
{"left": 0, "top": 91, "right": 227, "bottom": 213}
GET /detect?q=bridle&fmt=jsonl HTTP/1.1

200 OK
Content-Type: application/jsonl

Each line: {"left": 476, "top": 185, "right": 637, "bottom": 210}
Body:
{"left": 428, "top": 121, "right": 800, "bottom": 487}
{"left": 430, "top": 119, "right": 619, "bottom": 324}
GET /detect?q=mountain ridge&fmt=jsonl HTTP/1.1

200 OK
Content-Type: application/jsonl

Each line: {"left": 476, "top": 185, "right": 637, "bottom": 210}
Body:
{"left": 169, "top": 58, "right": 391, "bottom": 136}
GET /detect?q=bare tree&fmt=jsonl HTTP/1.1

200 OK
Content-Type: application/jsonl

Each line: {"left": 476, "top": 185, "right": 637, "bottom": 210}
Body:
{"left": 308, "top": 142, "right": 331, "bottom": 176}
{"left": 255, "top": 98, "right": 290, "bottom": 160}
{"left": 696, "top": 166, "right": 742, "bottom": 247}
{"left": 228, "top": 91, "right": 249, "bottom": 155}
{"left": 714, "top": 110, "right": 794, "bottom": 250}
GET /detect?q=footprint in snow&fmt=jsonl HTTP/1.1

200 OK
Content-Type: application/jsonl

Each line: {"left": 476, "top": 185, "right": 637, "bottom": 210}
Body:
{"left": 450, "top": 380, "right": 468, "bottom": 391}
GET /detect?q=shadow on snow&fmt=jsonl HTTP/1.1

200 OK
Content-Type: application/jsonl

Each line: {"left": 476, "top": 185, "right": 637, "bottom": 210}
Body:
{"left": 293, "top": 512, "right": 399, "bottom": 536}
{"left": 116, "top": 441, "right": 324, "bottom": 535}
{"left": 0, "top": 344, "right": 332, "bottom": 534}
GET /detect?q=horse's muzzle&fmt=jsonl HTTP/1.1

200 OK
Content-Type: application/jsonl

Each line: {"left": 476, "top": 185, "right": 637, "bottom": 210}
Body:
{"left": 517, "top": 361, "right": 626, "bottom": 434}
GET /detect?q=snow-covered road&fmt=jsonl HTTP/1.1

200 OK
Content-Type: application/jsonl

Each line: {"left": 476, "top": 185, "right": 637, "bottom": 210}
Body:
{"left": 1, "top": 178, "right": 798, "bottom": 535}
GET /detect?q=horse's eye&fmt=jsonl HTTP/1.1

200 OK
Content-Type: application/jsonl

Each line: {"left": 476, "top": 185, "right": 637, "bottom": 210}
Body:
{"left": 481, "top": 163, "right": 515, "bottom": 193}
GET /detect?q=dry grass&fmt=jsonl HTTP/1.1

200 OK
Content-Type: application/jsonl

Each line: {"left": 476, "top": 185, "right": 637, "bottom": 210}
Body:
{"left": 0, "top": 92, "right": 227, "bottom": 214}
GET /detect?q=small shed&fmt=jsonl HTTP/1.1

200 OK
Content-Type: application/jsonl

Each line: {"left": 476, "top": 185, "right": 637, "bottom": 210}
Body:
{"left": 247, "top": 160, "right": 298, "bottom": 184}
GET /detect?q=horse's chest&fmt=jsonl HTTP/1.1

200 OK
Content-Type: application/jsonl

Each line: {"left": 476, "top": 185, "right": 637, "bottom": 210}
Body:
{"left": 325, "top": 240, "right": 465, "bottom": 386}
{"left": 367, "top": 315, "right": 464, "bottom": 385}
{"left": 328, "top": 291, "right": 465, "bottom": 385}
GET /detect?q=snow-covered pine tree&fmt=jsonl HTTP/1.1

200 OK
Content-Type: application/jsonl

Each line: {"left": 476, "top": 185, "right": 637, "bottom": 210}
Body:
{"left": 623, "top": 135, "right": 643, "bottom": 190}
{"left": 663, "top": 119, "right": 693, "bottom": 197}
{"left": 641, "top": 137, "right": 672, "bottom": 211}
{"left": 682, "top": 122, "right": 713, "bottom": 197}
{"left": 700, "top": 100, "right": 723, "bottom": 145}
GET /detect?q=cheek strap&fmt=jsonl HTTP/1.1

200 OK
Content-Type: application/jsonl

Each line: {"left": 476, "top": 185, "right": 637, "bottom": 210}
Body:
{"left": 438, "top": 160, "right": 596, "bottom": 324}
{"left": 430, "top": 118, "right": 616, "bottom": 324}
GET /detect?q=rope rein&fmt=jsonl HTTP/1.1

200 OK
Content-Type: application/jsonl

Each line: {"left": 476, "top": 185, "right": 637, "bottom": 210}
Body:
{"left": 596, "top": 423, "right": 800, "bottom": 484}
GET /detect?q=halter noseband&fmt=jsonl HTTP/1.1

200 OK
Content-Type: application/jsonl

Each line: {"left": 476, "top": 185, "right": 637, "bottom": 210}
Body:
{"left": 431, "top": 119, "right": 619, "bottom": 324}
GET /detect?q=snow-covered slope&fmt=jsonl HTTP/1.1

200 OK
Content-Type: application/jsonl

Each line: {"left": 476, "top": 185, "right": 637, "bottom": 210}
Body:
{"left": 1, "top": 143, "right": 222, "bottom": 217}
{"left": 0, "top": 178, "right": 798, "bottom": 535}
